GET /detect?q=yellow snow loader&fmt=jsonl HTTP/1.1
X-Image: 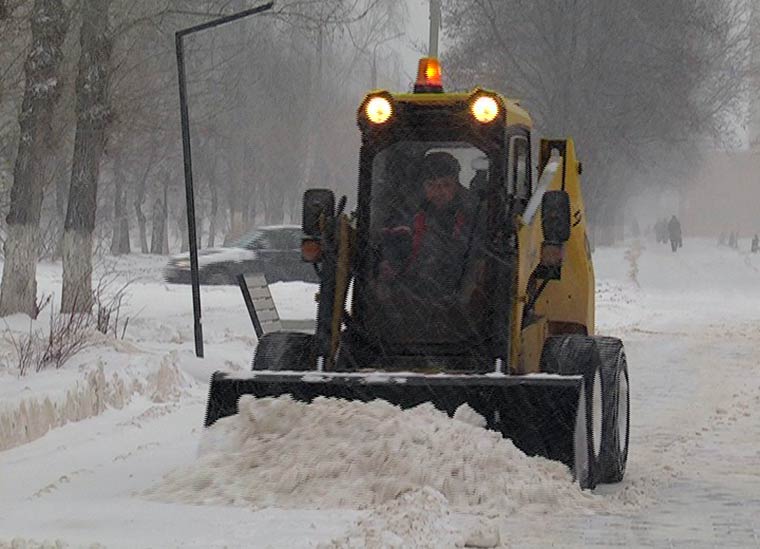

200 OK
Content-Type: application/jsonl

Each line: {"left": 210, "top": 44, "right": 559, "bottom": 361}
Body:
{"left": 205, "top": 58, "right": 629, "bottom": 489}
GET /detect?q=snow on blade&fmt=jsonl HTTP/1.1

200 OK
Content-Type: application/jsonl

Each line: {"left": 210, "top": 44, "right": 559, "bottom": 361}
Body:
{"left": 146, "top": 395, "right": 602, "bottom": 514}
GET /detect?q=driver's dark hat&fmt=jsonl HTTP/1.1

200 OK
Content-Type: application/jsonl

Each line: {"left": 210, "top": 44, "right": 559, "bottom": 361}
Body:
{"left": 420, "top": 152, "right": 461, "bottom": 180}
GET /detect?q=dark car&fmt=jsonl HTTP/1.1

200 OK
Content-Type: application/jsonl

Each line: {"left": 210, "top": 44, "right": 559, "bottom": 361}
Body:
{"left": 163, "top": 225, "right": 319, "bottom": 285}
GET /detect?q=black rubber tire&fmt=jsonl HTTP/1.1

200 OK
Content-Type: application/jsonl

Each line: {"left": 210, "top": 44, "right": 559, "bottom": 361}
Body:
{"left": 540, "top": 335, "right": 604, "bottom": 490}
{"left": 205, "top": 268, "right": 231, "bottom": 285}
{"left": 251, "top": 332, "right": 315, "bottom": 371}
{"left": 593, "top": 336, "right": 629, "bottom": 483}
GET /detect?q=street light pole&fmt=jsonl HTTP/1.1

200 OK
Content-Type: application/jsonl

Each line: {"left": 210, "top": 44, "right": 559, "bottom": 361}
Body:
{"left": 175, "top": 1, "right": 274, "bottom": 358}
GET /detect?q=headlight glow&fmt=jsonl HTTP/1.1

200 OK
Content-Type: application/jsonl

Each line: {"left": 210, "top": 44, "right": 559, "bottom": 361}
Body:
{"left": 366, "top": 96, "right": 393, "bottom": 124}
{"left": 471, "top": 95, "right": 499, "bottom": 123}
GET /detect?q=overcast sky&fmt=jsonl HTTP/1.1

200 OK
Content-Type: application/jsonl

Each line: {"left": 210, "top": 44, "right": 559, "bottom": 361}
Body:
{"left": 393, "top": 0, "right": 433, "bottom": 86}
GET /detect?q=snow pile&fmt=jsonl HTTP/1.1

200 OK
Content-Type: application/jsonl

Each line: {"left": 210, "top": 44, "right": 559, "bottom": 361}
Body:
{"left": 0, "top": 353, "right": 189, "bottom": 451}
{"left": 147, "top": 395, "right": 602, "bottom": 515}
{"left": 320, "top": 487, "right": 500, "bottom": 549}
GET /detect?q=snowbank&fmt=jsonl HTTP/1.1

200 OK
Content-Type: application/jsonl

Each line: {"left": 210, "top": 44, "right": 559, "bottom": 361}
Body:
{"left": 0, "top": 540, "right": 104, "bottom": 549}
{"left": 0, "top": 352, "right": 189, "bottom": 451}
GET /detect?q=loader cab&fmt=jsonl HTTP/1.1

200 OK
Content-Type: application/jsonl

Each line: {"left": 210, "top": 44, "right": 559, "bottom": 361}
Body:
{"left": 300, "top": 59, "right": 540, "bottom": 371}
{"left": 360, "top": 140, "right": 496, "bottom": 351}
{"left": 340, "top": 78, "right": 534, "bottom": 369}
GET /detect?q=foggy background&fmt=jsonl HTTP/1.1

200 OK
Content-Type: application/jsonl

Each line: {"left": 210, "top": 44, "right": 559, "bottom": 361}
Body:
{"left": 1, "top": 0, "right": 759, "bottom": 265}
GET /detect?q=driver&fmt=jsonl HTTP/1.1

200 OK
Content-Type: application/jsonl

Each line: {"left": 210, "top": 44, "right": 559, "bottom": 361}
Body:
{"left": 379, "top": 151, "right": 475, "bottom": 296}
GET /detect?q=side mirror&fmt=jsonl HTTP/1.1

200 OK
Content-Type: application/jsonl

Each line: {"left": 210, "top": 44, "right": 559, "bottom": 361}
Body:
{"left": 302, "top": 189, "right": 335, "bottom": 236}
{"left": 537, "top": 190, "right": 571, "bottom": 280}
{"left": 541, "top": 190, "right": 571, "bottom": 243}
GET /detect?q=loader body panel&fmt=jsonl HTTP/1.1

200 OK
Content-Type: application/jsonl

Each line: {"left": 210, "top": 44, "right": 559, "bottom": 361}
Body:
{"left": 531, "top": 140, "right": 595, "bottom": 335}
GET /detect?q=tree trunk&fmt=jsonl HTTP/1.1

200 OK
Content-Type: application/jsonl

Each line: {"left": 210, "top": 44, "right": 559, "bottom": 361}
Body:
{"left": 224, "top": 162, "right": 250, "bottom": 245}
{"left": 178, "top": 200, "right": 189, "bottom": 253}
{"left": 149, "top": 195, "right": 165, "bottom": 254}
{"left": 265, "top": 187, "right": 282, "bottom": 225}
{"left": 52, "top": 154, "right": 69, "bottom": 260}
{"left": 110, "top": 154, "right": 130, "bottom": 255}
{"left": 149, "top": 178, "right": 169, "bottom": 255}
{"left": 135, "top": 169, "right": 149, "bottom": 253}
{"left": 61, "top": 0, "right": 111, "bottom": 314}
{"left": 225, "top": 136, "right": 253, "bottom": 244}
{"left": 133, "top": 143, "right": 158, "bottom": 254}
{"left": 0, "top": 0, "right": 67, "bottom": 318}
{"left": 225, "top": 204, "right": 246, "bottom": 245}
{"left": 248, "top": 195, "right": 257, "bottom": 230}
{"left": 162, "top": 181, "right": 169, "bottom": 254}
{"left": 207, "top": 179, "right": 218, "bottom": 248}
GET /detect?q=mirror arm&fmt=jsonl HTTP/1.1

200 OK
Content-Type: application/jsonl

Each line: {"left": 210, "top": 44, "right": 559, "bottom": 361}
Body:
{"left": 525, "top": 277, "right": 551, "bottom": 314}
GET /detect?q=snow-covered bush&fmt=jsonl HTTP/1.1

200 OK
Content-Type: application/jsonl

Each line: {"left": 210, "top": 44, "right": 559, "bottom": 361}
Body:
{"left": 3, "top": 268, "right": 134, "bottom": 375}
{"left": 5, "top": 304, "right": 94, "bottom": 375}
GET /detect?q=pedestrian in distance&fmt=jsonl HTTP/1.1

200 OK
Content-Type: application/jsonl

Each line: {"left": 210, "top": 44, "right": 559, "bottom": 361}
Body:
{"left": 668, "top": 215, "right": 682, "bottom": 253}
{"left": 655, "top": 218, "right": 666, "bottom": 244}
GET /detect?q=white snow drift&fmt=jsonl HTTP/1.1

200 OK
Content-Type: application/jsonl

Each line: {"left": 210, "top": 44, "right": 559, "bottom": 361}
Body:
{"left": 147, "top": 395, "right": 603, "bottom": 514}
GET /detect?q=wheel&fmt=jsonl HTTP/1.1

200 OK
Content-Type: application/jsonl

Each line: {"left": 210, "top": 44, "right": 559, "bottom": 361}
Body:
{"left": 540, "top": 335, "right": 604, "bottom": 489}
{"left": 593, "top": 336, "right": 630, "bottom": 483}
{"left": 571, "top": 369, "right": 600, "bottom": 491}
{"left": 206, "top": 269, "right": 231, "bottom": 285}
{"left": 252, "top": 332, "right": 315, "bottom": 371}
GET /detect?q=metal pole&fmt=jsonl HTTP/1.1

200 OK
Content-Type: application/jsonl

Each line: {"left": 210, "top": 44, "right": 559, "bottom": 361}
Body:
{"left": 428, "top": 0, "right": 441, "bottom": 58}
{"left": 176, "top": 34, "right": 204, "bottom": 358}
{"left": 174, "top": 2, "right": 274, "bottom": 358}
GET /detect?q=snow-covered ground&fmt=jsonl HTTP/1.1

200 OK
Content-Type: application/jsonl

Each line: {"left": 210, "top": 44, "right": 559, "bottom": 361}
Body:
{"left": 1, "top": 240, "right": 759, "bottom": 548}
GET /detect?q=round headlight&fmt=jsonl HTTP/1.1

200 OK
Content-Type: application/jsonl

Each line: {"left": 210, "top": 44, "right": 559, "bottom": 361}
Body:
{"left": 471, "top": 95, "right": 499, "bottom": 123}
{"left": 366, "top": 96, "right": 393, "bottom": 124}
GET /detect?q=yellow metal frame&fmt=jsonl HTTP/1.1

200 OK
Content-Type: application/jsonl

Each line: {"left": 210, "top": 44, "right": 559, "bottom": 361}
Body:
{"left": 512, "top": 139, "right": 595, "bottom": 372}
{"left": 338, "top": 89, "right": 594, "bottom": 373}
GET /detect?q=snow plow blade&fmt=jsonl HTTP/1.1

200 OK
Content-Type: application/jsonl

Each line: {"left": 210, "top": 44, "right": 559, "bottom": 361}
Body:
{"left": 204, "top": 370, "right": 594, "bottom": 486}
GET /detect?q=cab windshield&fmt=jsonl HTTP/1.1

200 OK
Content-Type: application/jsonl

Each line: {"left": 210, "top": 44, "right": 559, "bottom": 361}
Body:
{"left": 363, "top": 141, "right": 491, "bottom": 348}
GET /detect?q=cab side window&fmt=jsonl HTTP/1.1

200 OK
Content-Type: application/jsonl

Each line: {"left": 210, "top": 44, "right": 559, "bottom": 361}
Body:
{"left": 509, "top": 135, "right": 531, "bottom": 213}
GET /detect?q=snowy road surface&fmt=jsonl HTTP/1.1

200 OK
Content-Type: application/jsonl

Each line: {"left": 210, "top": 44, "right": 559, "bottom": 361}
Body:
{"left": 1, "top": 240, "right": 759, "bottom": 548}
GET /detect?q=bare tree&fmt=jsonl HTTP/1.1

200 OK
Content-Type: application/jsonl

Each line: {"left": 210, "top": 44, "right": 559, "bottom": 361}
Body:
{"left": 133, "top": 141, "right": 161, "bottom": 253}
{"left": 109, "top": 151, "right": 130, "bottom": 255}
{"left": 2, "top": 0, "right": 414, "bottom": 269}
{"left": 61, "top": 0, "right": 112, "bottom": 313}
{"left": 149, "top": 174, "right": 168, "bottom": 254}
{"left": 0, "top": 0, "right": 67, "bottom": 318}
{"left": 443, "top": 0, "right": 749, "bottom": 230}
